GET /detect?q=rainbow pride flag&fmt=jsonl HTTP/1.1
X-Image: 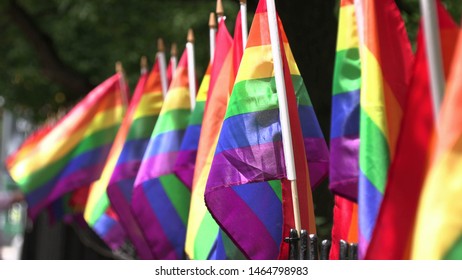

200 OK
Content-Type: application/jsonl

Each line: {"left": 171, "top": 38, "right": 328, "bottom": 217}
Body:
{"left": 204, "top": 0, "right": 329, "bottom": 260}
{"left": 185, "top": 17, "right": 245, "bottom": 260}
{"left": 329, "top": 0, "right": 360, "bottom": 201}
{"left": 106, "top": 59, "right": 165, "bottom": 258}
{"left": 173, "top": 64, "right": 211, "bottom": 187}
{"left": 6, "top": 73, "right": 127, "bottom": 219}
{"left": 367, "top": 3, "right": 458, "bottom": 260}
{"left": 84, "top": 61, "right": 165, "bottom": 256}
{"left": 356, "top": 0, "right": 413, "bottom": 258}
{"left": 411, "top": 27, "right": 462, "bottom": 260}
{"left": 131, "top": 48, "right": 192, "bottom": 259}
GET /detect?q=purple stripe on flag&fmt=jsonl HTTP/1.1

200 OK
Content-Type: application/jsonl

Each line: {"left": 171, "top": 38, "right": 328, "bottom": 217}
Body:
{"left": 107, "top": 181, "right": 155, "bottom": 260}
{"left": 135, "top": 151, "right": 179, "bottom": 186}
{"left": 329, "top": 137, "right": 359, "bottom": 201}
{"left": 208, "top": 141, "right": 286, "bottom": 188}
{"left": 110, "top": 160, "right": 142, "bottom": 183}
{"left": 174, "top": 149, "right": 197, "bottom": 188}
{"left": 304, "top": 137, "right": 329, "bottom": 187}
{"left": 208, "top": 137, "right": 328, "bottom": 190}
{"left": 205, "top": 183, "right": 280, "bottom": 259}
{"left": 131, "top": 186, "right": 177, "bottom": 259}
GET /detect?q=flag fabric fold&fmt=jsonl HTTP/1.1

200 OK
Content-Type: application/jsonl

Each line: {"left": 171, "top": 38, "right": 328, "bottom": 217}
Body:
{"left": 204, "top": 0, "right": 329, "bottom": 260}
{"left": 131, "top": 48, "right": 192, "bottom": 259}
{"left": 412, "top": 26, "right": 462, "bottom": 260}
{"left": 367, "top": 2, "right": 459, "bottom": 260}
{"left": 105, "top": 59, "right": 166, "bottom": 259}
{"left": 173, "top": 63, "right": 211, "bottom": 188}
{"left": 84, "top": 63, "right": 166, "bottom": 255}
{"left": 329, "top": 0, "right": 361, "bottom": 201}
{"left": 355, "top": 0, "right": 414, "bottom": 258}
{"left": 185, "top": 17, "right": 245, "bottom": 260}
{"left": 6, "top": 73, "right": 127, "bottom": 219}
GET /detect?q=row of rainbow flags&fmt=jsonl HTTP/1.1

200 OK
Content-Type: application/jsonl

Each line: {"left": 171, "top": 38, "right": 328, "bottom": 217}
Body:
{"left": 6, "top": 0, "right": 462, "bottom": 260}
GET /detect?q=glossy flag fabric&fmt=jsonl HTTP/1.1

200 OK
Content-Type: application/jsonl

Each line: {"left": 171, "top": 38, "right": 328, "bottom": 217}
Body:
{"left": 185, "top": 17, "right": 245, "bottom": 260}
{"left": 84, "top": 60, "right": 165, "bottom": 256}
{"left": 329, "top": 0, "right": 360, "bottom": 201}
{"left": 355, "top": 0, "right": 414, "bottom": 258}
{"left": 173, "top": 63, "right": 211, "bottom": 188}
{"left": 367, "top": 3, "right": 458, "bottom": 259}
{"left": 412, "top": 28, "right": 462, "bottom": 260}
{"left": 6, "top": 73, "right": 127, "bottom": 219}
{"left": 107, "top": 60, "right": 165, "bottom": 258}
{"left": 204, "top": 0, "right": 329, "bottom": 259}
{"left": 131, "top": 48, "right": 192, "bottom": 259}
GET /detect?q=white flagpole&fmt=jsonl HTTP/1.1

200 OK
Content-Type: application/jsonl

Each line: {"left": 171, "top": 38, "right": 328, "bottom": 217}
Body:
{"left": 266, "top": 0, "right": 301, "bottom": 235}
{"left": 209, "top": 12, "right": 217, "bottom": 63}
{"left": 420, "top": 0, "right": 445, "bottom": 123}
{"left": 186, "top": 29, "right": 196, "bottom": 111}
{"left": 170, "top": 43, "right": 178, "bottom": 75}
{"left": 240, "top": 0, "right": 248, "bottom": 50}
{"left": 157, "top": 38, "right": 169, "bottom": 98}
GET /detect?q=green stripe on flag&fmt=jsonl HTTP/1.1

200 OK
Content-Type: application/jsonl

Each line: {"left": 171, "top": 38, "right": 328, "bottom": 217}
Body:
{"left": 445, "top": 235, "right": 462, "bottom": 260}
{"left": 332, "top": 48, "right": 361, "bottom": 96}
{"left": 18, "top": 124, "right": 120, "bottom": 192}
{"left": 189, "top": 101, "right": 206, "bottom": 126}
{"left": 268, "top": 180, "right": 282, "bottom": 202}
{"left": 160, "top": 174, "right": 191, "bottom": 226}
{"left": 126, "top": 115, "right": 159, "bottom": 140}
{"left": 152, "top": 109, "right": 190, "bottom": 136}
{"left": 359, "top": 110, "right": 390, "bottom": 194}
{"left": 194, "top": 212, "right": 219, "bottom": 259}
{"left": 226, "top": 75, "right": 312, "bottom": 119}
{"left": 87, "top": 191, "right": 110, "bottom": 226}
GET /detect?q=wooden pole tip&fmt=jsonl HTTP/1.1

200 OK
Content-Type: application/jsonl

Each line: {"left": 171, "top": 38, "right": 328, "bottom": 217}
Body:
{"left": 140, "top": 56, "right": 148, "bottom": 69}
{"left": 171, "top": 43, "right": 177, "bottom": 56}
{"left": 157, "top": 38, "right": 165, "bottom": 52}
{"left": 216, "top": 0, "right": 224, "bottom": 17}
{"left": 209, "top": 12, "right": 217, "bottom": 28}
{"left": 187, "top": 28, "right": 195, "bottom": 43}
{"left": 240, "top": 0, "right": 247, "bottom": 4}
{"left": 115, "top": 61, "right": 123, "bottom": 73}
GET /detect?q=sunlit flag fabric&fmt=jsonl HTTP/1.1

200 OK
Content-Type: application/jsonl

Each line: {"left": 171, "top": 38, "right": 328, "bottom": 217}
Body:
{"left": 173, "top": 63, "right": 211, "bottom": 187}
{"left": 106, "top": 59, "right": 165, "bottom": 259}
{"left": 329, "top": 0, "right": 360, "bottom": 201}
{"left": 204, "top": 0, "right": 329, "bottom": 260}
{"left": 6, "top": 73, "right": 127, "bottom": 219}
{"left": 412, "top": 27, "right": 462, "bottom": 260}
{"left": 367, "top": 3, "right": 458, "bottom": 260}
{"left": 329, "top": 195, "right": 358, "bottom": 259}
{"left": 185, "top": 17, "right": 245, "bottom": 260}
{"left": 131, "top": 48, "right": 192, "bottom": 259}
{"left": 84, "top": 62, "right": 164, "bottom": 256}
{"left": 355, "top": 0, "right": 413, "bottom": 258}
